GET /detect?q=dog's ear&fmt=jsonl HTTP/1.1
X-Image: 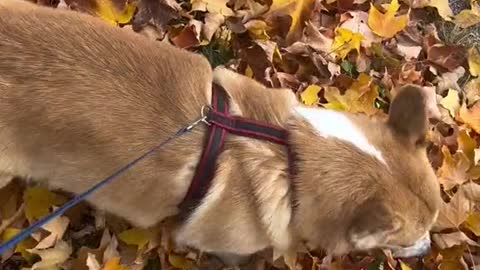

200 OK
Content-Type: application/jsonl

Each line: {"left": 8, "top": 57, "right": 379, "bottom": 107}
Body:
{"left": 348, "top": 199, "right": 403, "bottom": 250}
{"left": 387, "top": 85, "right": 428, "bottom": 146}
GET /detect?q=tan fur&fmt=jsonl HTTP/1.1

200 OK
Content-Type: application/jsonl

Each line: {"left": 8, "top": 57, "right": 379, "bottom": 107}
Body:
{"left": 0, "top": 0, "right": 441, "bottom": 263}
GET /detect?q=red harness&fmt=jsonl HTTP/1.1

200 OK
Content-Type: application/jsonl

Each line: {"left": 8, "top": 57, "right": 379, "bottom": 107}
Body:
{"left": 178, "top": 83, "right": 296, "bottom": 214}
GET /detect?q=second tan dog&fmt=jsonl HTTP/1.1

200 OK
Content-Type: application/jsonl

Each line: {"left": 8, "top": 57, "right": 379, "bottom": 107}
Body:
{"left": 0, "top": 0, "right": 441, "bottom": 266}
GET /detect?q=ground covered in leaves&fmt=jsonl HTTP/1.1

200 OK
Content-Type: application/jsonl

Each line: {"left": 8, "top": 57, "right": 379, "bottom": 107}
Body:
{"left": 1, "top": 0, "right": 480, "bottom": 269}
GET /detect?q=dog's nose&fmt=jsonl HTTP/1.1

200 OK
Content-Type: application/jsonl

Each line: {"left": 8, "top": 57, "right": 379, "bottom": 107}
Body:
{"left": 391, "top": 234, "right": 431, "bottom": 258}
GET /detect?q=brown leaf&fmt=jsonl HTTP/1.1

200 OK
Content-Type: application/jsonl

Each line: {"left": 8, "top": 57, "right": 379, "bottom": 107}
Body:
{"left": 434, "top": 185, "right": 474, "bottom": 231}
{"left": 425, "top": 35, "right": 466, "bottom": 71}
{"left": 432, "top": 231, "right": 479, "bottom": 249}
{"left": 131, "top": 0, "right": 181, "bottom": 40}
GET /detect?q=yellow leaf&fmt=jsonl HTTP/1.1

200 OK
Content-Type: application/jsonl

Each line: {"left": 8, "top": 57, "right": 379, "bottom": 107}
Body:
{"left": 300, "top": 85, "right": 321, "bottom": 106}
{"left": 399, "top": 260, "right": 413, "bottom": 270}
{"left": 95, "top": 0, "right": 136, "bottom": 25}
{"left": 323, "top": 74, "right": 381, "bottom": 116}
{"left": 266, "top": 0, "right": 315, "bottom": 42}
{"left": 468, "top": 47, "right": 480, "bottom": 77}
{"left": 168, "top": 253, "right": 194, "bottom": 269}
{"left": 438, "top": 145, "right": 472, "bottom": 190}
{"left": 27, "top": 240, "right": 72, "bottom": 270}
{"left": 2, "top": 228, "right": 36, "bottom": 261}
{"left": 244, "top": 20, "right": 270, "bottom": 40}
{"left": 102, "top": 257, "right": 130, "bottom": 270}
{"left": 427, "top": 0, "right": 453, "bottom": 20}
{"left": 458, "top": 128, "right": 477, "bottom": 163}
{"left": 439, "top": 89, "right": 460, "bottom": 117}
{"left": 458, "top": 102, "right": 480, "bottom": 133}
{"left": 117, "top": 228, "right": 151, "bottom": 249}
{"left": 245, "top": 65, "right": 254, "bottom": 78}
{"left": 24, "top": 186, "right": 60, "bottom": 223}
{"left": 368, "top": 0, "right": 409, "bottom": 38}
{"left": 191, "top": 0, "right": 234, "bottom": 16}
{"left": 332, "top": 28, "right": 363, "bottom": 59}
{"left": 464, "top": 212, "right": 480, "bottom": 236}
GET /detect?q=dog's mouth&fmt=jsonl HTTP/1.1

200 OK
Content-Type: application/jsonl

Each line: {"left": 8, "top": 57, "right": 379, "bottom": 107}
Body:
{"left": 387, "top": 235, "right": 432, "bottom": 258}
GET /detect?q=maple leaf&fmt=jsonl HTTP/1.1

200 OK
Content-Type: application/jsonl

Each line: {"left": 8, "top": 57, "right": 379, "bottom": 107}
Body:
{"left": 367, "top": 0, "right": 409, "bottom": 38}
{"left": 323, "top": 73, "right": 381, "bottom": 116}
{"left": 339, "top": 11, "right": 381, "bottom": 47}
{"left": 458, "top": 102, "right": 480, "bottom": 133}
{"left": 437, "top": 145, "right": 472, "bottom": 190}
{"left": 331, "top": 28, "right": 363, "bottom": 59}
{"left": 264, "top": 0, "right": 316, "bottom": 43}
{"left": 434, "top": 185, "right": 474, "bottom": 231}
{"left": 454, "top": 2, "right": 480, "bottom": 28}
{"left": 1, "top": 228, "right": 37, "bottom": 261}
{"left": 464, "top": 212, "right": 480, "bottom": 236}
{"left": 96, "top": 0, "right": 136, "bottom": 25}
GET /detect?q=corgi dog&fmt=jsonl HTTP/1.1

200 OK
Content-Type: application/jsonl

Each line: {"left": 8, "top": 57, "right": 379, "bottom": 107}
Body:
{"left": 0, "top": 0, "right": 441, "bottom": 266}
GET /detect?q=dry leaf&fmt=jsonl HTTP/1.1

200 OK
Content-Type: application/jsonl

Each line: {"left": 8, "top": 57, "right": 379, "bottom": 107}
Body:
{"left": 464, "top": 212, "right": 480, "bottom": 236}
{"left": 34, "top": 215, "right": 70, "bottom": 250}
{"left": 117, "top": 228, "right": 152, "bottom": 250}
{"left": 102, "top": 257, "right": 129, "bottom": 270}
{"left": 95, "top": 0, "right": 136, "bottom": 25}
{"left": 300, "top": 85, "right": 321, "bottom": 105}
{"left": 468, "top": 47, "right": 480, "bottom": 77}
{"left": 458, "top": 102, "right": 480, "bottom": 133}
{"left": 339, "top": 11, "right": 381, "bottom": 47}
{"left": 24, "top": 187, "right": 61, "bottom": 223}
{"left": 368, "top": 0, "right": 409, "bottom": 38}
{"left": 265, "top": 0, "right": 315, "bottom": 42}
{"left": 434, "top": 185, "right": 474, "bottom": 230}
{"left": 432, "top": 231, "right": 479, "bottom": 249}
{"left": 331, "top": 28, "right": 363, "bottom": 59}
{"left": 439, "top": 89, "right": 460, "bottom": 117}
{"left": 437, "top": 145, "right": 471, "bottom": 190}
{"left": 27, "top": 240, "right": 72, "bottom": 270}
{"left": 191, "top": 0, "right": 234, "bottom": 16}
{"left": 168, "top": 253, "right": 194, "bottom": 269}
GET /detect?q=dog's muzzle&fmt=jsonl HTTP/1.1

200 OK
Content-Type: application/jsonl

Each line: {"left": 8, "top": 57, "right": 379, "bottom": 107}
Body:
{"left": 390, "top": 234, "right": 431, "bottom": 258}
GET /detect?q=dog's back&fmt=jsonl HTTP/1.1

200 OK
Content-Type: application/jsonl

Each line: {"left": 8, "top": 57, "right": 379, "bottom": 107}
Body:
{"left": 0, "top": 0, "right": 213, "bottom": 226}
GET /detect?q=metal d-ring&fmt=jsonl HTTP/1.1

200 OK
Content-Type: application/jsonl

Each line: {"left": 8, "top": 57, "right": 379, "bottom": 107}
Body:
{"left": 200, "top": 105, "right": 212, "bottom": 126}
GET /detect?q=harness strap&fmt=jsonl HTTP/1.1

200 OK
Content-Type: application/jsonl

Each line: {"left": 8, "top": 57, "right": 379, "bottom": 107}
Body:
{"left": 178, "top": 83, "right": 290, "bottom": 214}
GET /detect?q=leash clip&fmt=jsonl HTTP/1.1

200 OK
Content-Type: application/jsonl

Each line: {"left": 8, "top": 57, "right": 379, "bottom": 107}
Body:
{"left": 185, "top": 105, "right": 212, "bottom": 131}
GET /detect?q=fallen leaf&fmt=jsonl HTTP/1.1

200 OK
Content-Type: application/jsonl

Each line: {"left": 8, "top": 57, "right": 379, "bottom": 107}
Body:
{"left": 464, "top": 77, "right": 480, "bottom": 105}
{"left": 458, "top": 102, "right": 480, "bottom": 133}
{"left": 191, "top": 0, "right": 234, "bottom": 16}
{"left": 131, "top": 0, "right": 180, "bottom": 40}
{"left": 469, "top": 47, "right": 480, "bottom": 77}
{"left": 300, "top": 85, "right": 321, "bottom": 106}
{"left": 427, "top": 0, "right": 453, "bottom": 20}
{"left": 27, "top": 240, "right": 72, "bottom": 270}
{"left": 339, "top": 11, "right": 381, "bottom": 47}
{"left": 464, "top": 212, "right": 480, "bottom": 236}
{"left": 102, "top": 257, "right": 129, "bottom": 270}
{"left": 434, "top": 185, "right": 474, "bottom": 230}
{"left": 454, "top": 3, "right": 480, "bottom": 28}
{"left": 425, "top": 35, "right": 466, "bottom": 72}
{"left": 432, "top": 231, "right": 479, "bottom": 249}
{"left": 368, "top": 0, "right": 409, "bottom": 38}
{"left": 117, "top": 228, "right": 152, "bottom": 250}
{"left": 265, "top": 0, "right": 315, "bottom": 43}
{"left": 34, "top": 215, "right": 70, "bottom": 250}
{"left": 331, "top": 28, "right": 363, "bottom": 59}
{"left": 168, "top": 253, "right": 194, "bottom": 269}
{"left": 1, "top": 227, "right": 36, "bottom": 261}
{"left": 87, "top": 253, "right": 102, "bottom": 270}
{"left": 95, "top": 0, "right": 136, "bottom": 25}
{"left": 437, "top": 145, "right": 471, "bottom": 190}
{"left": 24, "top": 187, "right": 61, "bottom": 223}
{"left": 439, "top": 89, "right": 460, "bottom": 117}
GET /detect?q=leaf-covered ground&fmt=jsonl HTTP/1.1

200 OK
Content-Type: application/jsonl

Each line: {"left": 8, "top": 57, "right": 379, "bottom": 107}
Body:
{"left": 1, "top": 0, "right": 480, "bottom": 269}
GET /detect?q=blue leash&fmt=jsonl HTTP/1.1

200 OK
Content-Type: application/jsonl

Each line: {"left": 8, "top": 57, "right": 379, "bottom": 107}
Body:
{"left": 0, "top": 115, "right": 208, "bottom": 255}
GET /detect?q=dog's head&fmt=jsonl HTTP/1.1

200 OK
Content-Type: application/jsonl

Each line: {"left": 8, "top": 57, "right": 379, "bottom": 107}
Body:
{"left": 290, "top": 85, "right": 442, "bottom": 257}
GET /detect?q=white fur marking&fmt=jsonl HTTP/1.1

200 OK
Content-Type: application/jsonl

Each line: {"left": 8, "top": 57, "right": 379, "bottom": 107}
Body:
{"left": 293, "top": 106, "right": 386, "bottom": 164}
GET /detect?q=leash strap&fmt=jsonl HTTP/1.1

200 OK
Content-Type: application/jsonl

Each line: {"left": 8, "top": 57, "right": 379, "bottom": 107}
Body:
{"left": 178, "top": 84, "right": 290, "bottom": 214}
{"left": 0, "top": 115, "right": 207, "bottom": 255}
